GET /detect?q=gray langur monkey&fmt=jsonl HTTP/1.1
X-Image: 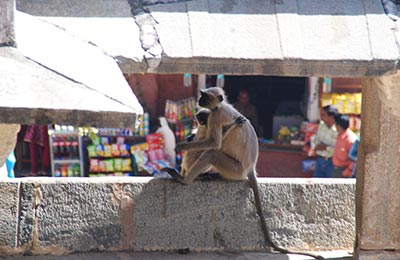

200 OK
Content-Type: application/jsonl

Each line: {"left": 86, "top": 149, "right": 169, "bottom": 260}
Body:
{"left": 166, "top": 108, "right": 247, "bottom": 178}
{"left": 163, "top": 87, "right": 325, "bottom": 260}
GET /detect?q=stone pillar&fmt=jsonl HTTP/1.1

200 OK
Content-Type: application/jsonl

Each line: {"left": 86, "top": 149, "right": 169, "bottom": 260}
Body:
{"left": 0, "top": 124, "right": 20, "bottom": 167}
{"left": 0, "top": 0, "right": 15, "bottom": 46}
{"left": 357, "top": 72, "right": 400, "bottom": 259}
{"left": 0, "top": 0, "right": 18, "bottom": 168}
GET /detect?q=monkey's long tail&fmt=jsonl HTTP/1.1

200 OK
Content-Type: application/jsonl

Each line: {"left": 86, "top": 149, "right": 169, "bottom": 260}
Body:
{"left": 249, "top": 176, "right": 325, "bottom": 260}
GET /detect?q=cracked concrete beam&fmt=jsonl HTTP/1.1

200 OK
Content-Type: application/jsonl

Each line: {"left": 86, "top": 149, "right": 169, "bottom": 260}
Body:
{"left": 128, "top": 0, "right": 193, "bottom": 14}
{"left": 132, "top": 9, "right": 163, "bottom": 72}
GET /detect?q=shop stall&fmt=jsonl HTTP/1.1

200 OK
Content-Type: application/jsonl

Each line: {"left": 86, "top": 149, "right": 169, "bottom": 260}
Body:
{"left": 18, "top": 75, "right": 362, "bottom": 179}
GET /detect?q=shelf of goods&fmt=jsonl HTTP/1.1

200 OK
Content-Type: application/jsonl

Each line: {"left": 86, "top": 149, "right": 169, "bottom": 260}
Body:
{"left": 87, "top": 135, "right": 136, "bottom": 177}
{"left": 321, "top": 92, "right": 362, "bottom": 132}
{"left": 164, "top": 97, "right": 197, "bottom": 166}
{"left": 49, "top": 126, "right": 84, "bottom": 177}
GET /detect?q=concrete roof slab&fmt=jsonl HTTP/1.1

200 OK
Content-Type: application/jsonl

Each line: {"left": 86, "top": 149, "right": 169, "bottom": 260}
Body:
{"left": 149, "top": 2, "right": 192, "bottom": 58}
{"left": 0, "top": 47, "right": 140, "bottom": 127}
{"left": 16, "top": 0, "right": 400, "bottom": 77}
{"left": 37, "top": 17, "right": 145, "bottom": 62}
{"left": 364, "top": 0, "right": 400, "bottom": 60}
{"left": 15, "top": 11, "right": 142, "bottom": 114}
{"left": 186, "top": 0, "right": 282, "bottom": 59}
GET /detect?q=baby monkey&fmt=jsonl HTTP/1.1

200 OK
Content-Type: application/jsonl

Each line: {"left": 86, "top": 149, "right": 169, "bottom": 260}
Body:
{"left": 163, "top": 108, "right": 247, "bottom": 180}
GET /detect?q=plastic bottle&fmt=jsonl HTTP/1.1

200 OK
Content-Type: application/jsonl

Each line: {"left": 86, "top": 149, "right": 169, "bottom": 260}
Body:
{"left": 55, "top": 164, "right": 61, "bottom": 177}
{"left": 156, "top": 117, "right": 176, "bottom": 167}
{"left": 176, "top": 152, "right": 182, "bottom": 169}
{"left": 72, "top": 136, "right": 79, "bottom": 159}
{"left": 216, "top": 74, "right": 225, "bottom": 88}
{"left": 183, "top": 73, "right": 192, "bottom": 87}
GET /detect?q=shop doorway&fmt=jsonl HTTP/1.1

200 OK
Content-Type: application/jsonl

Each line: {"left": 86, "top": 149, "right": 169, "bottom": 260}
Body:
{"left": 224, "top": 76, "right": 307, "bottom": 139}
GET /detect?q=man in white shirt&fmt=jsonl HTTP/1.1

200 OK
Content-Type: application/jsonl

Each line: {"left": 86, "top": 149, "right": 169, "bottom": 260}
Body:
{"left": 311, "top": 105, "right": 338, "bottom": 178}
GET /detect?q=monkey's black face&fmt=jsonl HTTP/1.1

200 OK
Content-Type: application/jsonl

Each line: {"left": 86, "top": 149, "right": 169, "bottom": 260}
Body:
{"left": 196, "top": 112, "right": 209, "bottom": 126}
{"left": 198, "top": 92, "right": 210, "bottom": 107}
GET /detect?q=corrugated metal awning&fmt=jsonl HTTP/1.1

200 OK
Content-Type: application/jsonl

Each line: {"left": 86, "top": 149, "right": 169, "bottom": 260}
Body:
{"left": 16, "top": 0, "right": 400, "bottom": 77}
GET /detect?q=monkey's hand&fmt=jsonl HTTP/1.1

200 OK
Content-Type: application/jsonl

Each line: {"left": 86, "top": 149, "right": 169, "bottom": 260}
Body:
{"left": 161, "top": 167, "right": 187, "bottom": 185}
{"left": 186, "top": 133, "right": 196, "bottom": 142}
{"left": 234, "top": 115, "right": 247, "bottom": 125}
{"left": 176, "top": 142, "right": 189, "bottom": 151}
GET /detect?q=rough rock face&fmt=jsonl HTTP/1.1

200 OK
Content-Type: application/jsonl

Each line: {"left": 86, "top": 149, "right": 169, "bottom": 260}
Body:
{"left": 0, "top": 177, "right": 355, "bottom": 256}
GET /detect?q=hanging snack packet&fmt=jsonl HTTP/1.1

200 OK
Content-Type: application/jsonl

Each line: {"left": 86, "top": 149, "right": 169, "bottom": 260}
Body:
{"left": 105, "top": 159, "right": 114, "bottom": 172}
{"left": 103, "top": 144, "right": 112, "bottom": 157}
{"left": 114, "top": 158, "right": 123, "bottom": 171}
{"left": 96, "top": 144, "right": 104, "bottom": 157}
{"left": 111, "top": 144, "right": 120, "bottom": 157}
{"left": 122, "top": 158, "right": 132, "bottom": 171}
{"left": 120, "top": 144, "right": 130, "bottom": 157}
{"left": 89, "top": 159, "right": 99, "bottom": 172}
{"left": 99, "top": 160, "right": 106, "bottom": 172}
{"left": 87, "top": 145, "right": 97, "bottom": 158}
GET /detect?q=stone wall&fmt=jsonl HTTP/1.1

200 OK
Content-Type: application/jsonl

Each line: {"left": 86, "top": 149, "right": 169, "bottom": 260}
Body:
{"left": 0, "top": 177, "right": 355, "bottom": 256}
{"left": 0, "top": 0, "right": 15, "bottom": 46}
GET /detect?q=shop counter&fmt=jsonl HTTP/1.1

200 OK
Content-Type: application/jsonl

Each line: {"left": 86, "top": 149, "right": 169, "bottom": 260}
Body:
{"left": 256, "top": 143, "right": 313, "bottom": 178}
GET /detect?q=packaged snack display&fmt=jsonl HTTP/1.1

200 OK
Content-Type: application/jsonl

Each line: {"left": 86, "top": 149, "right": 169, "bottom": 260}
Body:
{"left": 87, "top": 145, "right": 97, "bottom": 157}
{"left": 116, "top": 137, "right": 125, "bottom": 145}
{"left": 135, "top": 113, "right": 150, "bottom": 136}
{"left": 99, "top": 160, "right": 106, "bottom": 172}
{"left": 101, "top": 136, "right": 110, "bottom": 144}
{"left": 86, "top": 128, "right": 176, "bottom": 177}
{"left": 120, "top": 144, "right": 130, "bottom": 157}
{"left": 111, "top": 144, "right": 120, "bottom": 157}
{"left": 114, "top": 158, "right": 123, "bottom": 171}
{"left": 131, "top": 143, "right": 148, "bottom": 171}
{"left": 321, "top": 93, "right": 362, "bottom": 115}
{"left": 96, "top": 144, "right": 104, "bottom": 157}
{"left": 89, "top": 159, "right": 99, "bottom": 172}
{"left": 147, "top": 148, "right": 165, "bottom": 162}
{"left": 164, "top": 97, "right": 196, "bottom": 123}
{"left": 145, "top": 133, "right": 163, "bottom": 150}
{"left": 105, "top": 159, "right": 114, "bottom": 172}
{"left": 122, "top": 158, "right": 133, "bottom": 171}
{"left": 87, "top": 132, "right": 135, "bottom": 177}
{"left": 103, "top": 144, "right": 112, "bottom": 157}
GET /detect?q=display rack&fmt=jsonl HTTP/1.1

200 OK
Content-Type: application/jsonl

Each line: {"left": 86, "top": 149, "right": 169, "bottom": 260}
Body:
{"left": 84, "top": 132, "right": 150, "bottom": 177}
{"left": 48, "top": 126, "right": 84, "bottom": 177}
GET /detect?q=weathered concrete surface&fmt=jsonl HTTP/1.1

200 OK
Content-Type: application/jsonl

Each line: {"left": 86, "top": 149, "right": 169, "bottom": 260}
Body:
{"left": 0, "top": 47, "right": 141, "bottom": 127}
{"left": 357, "top": 250, "right": 400, "bottom": 260}
{"left": 2, "top": 250, "right": 353, "bottom": 260}
{"left": 356, "top": 74, "right": 400, "bottom": 255}
{"left": 0, "top": 181, "right": 19, "bottom": 251}
{"left": 0, "top": 0, "right": 143, "bottom": 127}
{"left": 0, "top": 177, "right": 355, "bottom": 256}
{"left": 17, "top": 0, "right": 400, "bottom": 76}
{"left": 0, "top": 0, "right": 15, "bottom": 46}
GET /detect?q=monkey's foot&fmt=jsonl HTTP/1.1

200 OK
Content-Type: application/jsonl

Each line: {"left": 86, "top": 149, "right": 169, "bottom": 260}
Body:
{"left": 197, "top": 172, "right": 221, "bottom": 181}
{"left": 161, "top": 167, "right": 186, "bottom": 185}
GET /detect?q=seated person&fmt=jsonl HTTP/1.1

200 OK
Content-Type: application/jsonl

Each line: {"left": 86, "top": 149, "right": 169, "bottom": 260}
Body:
{"left": 332, "top": 114, "right": 358, "bottom": 178}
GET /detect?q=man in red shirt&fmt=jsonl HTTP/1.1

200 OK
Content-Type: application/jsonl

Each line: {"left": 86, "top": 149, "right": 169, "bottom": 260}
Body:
{"left": 332, "top": 114, "right": 358, "bottom": 178}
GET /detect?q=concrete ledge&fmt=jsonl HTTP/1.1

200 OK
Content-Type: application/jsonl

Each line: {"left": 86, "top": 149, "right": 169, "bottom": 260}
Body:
{"left": 0, "top": 177, "right": 356, "bottom": 256}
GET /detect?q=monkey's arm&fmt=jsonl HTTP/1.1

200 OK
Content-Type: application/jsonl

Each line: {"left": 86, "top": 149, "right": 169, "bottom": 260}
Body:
{"left": 177, "top": 123, "right": 223, "bottom": 151}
